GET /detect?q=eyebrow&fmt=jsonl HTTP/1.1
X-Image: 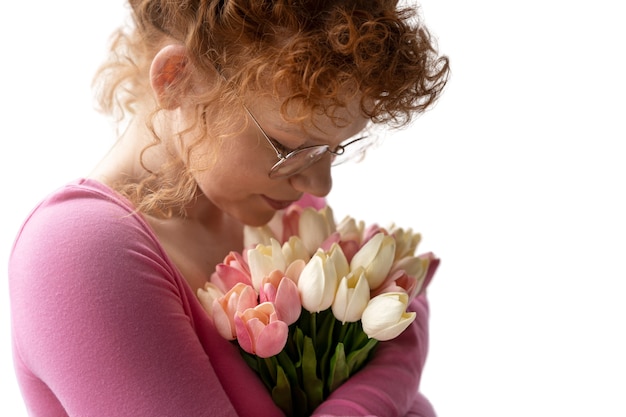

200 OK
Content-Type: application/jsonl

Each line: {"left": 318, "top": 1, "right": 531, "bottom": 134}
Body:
{"left": 270, "top": 124, "right": 328, "bottom": 146}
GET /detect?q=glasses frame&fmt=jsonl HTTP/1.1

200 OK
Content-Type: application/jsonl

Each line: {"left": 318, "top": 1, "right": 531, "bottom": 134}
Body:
{"left": 243, "top": 105, "right": 368, "bottom": 179}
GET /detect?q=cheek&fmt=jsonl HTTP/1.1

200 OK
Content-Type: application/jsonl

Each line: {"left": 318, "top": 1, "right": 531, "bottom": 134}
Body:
{"left": 187, "top": 138, "right": 265, "bottom": 190}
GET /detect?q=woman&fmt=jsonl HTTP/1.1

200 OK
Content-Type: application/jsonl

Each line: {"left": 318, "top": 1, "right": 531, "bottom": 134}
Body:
{"left": 9, "top": 1, "right": 449, "bottom": 416}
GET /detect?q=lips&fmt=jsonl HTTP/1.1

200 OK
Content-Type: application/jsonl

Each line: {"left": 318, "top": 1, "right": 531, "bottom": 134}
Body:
{"left": 262, "top": 195, "right": 296, "bottom": 211}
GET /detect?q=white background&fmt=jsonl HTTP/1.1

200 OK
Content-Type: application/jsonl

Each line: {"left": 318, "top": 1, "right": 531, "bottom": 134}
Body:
{"left": 1, "top": 1, "right": 624, "bottom": 416}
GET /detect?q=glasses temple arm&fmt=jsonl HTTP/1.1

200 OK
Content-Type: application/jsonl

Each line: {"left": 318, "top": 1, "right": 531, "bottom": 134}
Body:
{"left": 243, "top": 105, "right": 284, "bottom": 158}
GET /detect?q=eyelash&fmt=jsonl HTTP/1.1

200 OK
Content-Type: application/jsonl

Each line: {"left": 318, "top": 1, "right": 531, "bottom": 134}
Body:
{"left": 269, "top": 137, "right": 293, "bottom": 154}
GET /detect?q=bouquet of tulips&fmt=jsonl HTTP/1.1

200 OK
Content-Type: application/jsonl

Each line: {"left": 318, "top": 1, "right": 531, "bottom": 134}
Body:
{"left": 197, "top": 203, "right": 439, "bottom": 417}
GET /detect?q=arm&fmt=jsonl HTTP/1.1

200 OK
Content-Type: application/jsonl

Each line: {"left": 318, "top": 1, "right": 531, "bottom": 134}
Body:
{"left": 9, "top": 185, "right": 282, "bottom": 417}
{"left": 312, "top": 295, "right": 433, "bottom": 417}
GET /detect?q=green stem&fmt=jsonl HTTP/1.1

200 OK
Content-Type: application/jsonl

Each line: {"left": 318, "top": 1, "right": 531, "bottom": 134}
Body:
{"left": 338, "top": 322, "right": 348, "bottom": 343}
{"left": 310, "top": 311, "right": 317, "bottom": 348}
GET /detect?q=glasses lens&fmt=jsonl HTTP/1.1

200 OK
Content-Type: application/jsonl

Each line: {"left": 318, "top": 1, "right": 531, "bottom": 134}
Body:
{"left": 269, "top": 146, "right": 329, "bottom": 178}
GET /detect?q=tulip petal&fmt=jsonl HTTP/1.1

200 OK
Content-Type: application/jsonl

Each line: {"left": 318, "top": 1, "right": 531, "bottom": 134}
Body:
{"left": 298, "top": 255, "right": 326, "bottom": 312}
{"left": 197, "top": 283, "right": 224, "bottom": 317}
{"left": 213, "top": 300, "right": 236, "bottom": 340}
{"left": 213, "top": 264, "right": 252, "bottom": 293}
{"left": 328, "top": 243, "right": 349, "bottom": 280}
{"left": 244, "top": 224, "right": 276, "bottom": 248}
{"left": 281, "top": 205, "right": 302, "bottom": 242}
{"left": 234, "top": 313, "right": 254, "bottom": 353}
{"left": 255, "top": 321, "right": 289, "bottom": 358}
{"left": 274, "top": 277, "right": 302, "bottom": 325}
{"left": 361, "top": 292, "right": 413, "bottom": 341}
{"left": 418, "top": 253, "right": 440, "bottom": 296}
{"left": 282, "top": 236, "right": 310, "bottom": 264}
{"left": 350, "top": 233, "right": 396, "bottom": 289}
{"left": 284, "top": 259, "right": 305, "bottom": 283}
{"left": 368, "top": 312, "right": 416, "bottom": 341}
{"left": 299, "top": 209, "right": 329, "bottom": 255}
{"left": 248, "top": 246, "right": 275, "bottom": 290}
{"left": 331, "top": 269, "right": 370, "bottom": 323}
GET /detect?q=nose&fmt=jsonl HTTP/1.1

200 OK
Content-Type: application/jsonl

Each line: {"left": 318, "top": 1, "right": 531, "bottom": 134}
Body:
{"left": 288, "top": 156, "right": 333, "bottom": 197}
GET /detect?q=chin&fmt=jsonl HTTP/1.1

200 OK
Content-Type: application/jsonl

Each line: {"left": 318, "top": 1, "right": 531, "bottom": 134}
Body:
{"left": 238, "top": 209, "right": 276, "bottom": 228}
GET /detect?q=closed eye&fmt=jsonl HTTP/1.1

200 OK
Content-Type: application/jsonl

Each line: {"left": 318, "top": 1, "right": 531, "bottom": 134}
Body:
{"left": 268, "top": 137, "right": 293, "bottom": 155}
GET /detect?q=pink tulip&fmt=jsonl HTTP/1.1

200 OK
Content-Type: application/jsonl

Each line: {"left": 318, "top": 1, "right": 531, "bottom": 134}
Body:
{"left": 284, "top": 259, "right": 306, "bottom": 284}
{"left": 281, "top": 205, "right": 303, "bottom": 242}
{"left": 293, "top": 194, "right": 327, "bottom": 211}
{"left": 235, "top": 302, "right": 289, "bottom": 358}
{"left": 319, "top": 232, "right": 358, "bottom": 264}
{"left": 371, "top": 269, "right": 419, "bottom": 299}
{"left": 212, "top": 283, "right": 258, "bottom": 340}
{"left": 375, "top": 256, "right": 427, "bottom": 299}
{"left": 211, "top": 251, "right": 253, "bottom": 293}
{"left": 373, "top": 252, "right": 440, "bottom": 299}
{"left": 320, "top": 231, "right": 342, "bottom": 252}
{"left": 361, "top": 224, "right": 387, "bottom": 247}
{"left": 418, "top": 252, "right": 440, "bottom": 296}
{"left": 259, "top": 270, "right": 302, "bottom": 325}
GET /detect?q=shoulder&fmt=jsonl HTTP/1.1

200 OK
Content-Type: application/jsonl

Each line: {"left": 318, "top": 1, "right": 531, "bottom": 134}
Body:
{"left": 9, "top": 179, "right": 186, "bottom": 335}
{"left": 9, "top": 179, "right": 174, "bottom": 287}
{"left": 13, "top": 179, "right": 157, "bottom": 254}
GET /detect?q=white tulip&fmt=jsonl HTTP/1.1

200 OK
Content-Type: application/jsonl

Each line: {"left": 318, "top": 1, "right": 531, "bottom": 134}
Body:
{"left": 361, "top": 292, "right": 416, "bottom": 341}
{"left": 350, "top": 233, "right": 396, "bottom": 290}
{"left": 328, "top": 243, "right": 350, "bottom": 280}
{"left": 332, "top": 267, "right": 370, "bottom": 323}
{"left": 299, "top": 206, "right": 336, "bottom": 255}
{"left": 298, "top": 249, "right": 339, "bottom": 313}
{"left": 248, "top": 239, "right": 286, "bottom": 290}
{"left": 389, "top": 225, "right": 421, "bottom": 260}
{"left": 281, "top": 236, "right": 310, "bottom": 265}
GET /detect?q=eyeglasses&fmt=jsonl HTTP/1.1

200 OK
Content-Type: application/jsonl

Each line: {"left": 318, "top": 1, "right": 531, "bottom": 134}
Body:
{"left": 243, "top": 105, "right": 369, "bottom": 179}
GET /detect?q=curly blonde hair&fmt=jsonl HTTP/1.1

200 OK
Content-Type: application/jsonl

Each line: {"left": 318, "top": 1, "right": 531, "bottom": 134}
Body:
{"left": 94, "top": 0, "right": 450, "bottom": 218}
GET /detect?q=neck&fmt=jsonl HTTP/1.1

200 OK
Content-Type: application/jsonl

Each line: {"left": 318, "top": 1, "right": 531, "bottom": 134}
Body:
{"left": 89, "top": 115, "right": 159, "bottom": 184}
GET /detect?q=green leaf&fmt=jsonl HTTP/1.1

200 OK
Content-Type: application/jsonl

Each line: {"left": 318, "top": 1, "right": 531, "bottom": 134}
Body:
{"left": 292, "top": 327, "right": 304, "bottom": 368}
{"left": 351, "top": 323, "right": 371, "bottom": 350}
{"left": 328, "top": 342, "right": 350, "bottom": 393}
{"left": 290, "top": 382, "right": 309, "bottom": 417}
{"left": 302, "top": 336, "right": 324, "bottom": 411}
{"left": 317, "top": 310, "right": 337, "bottom": 382}
{"left": 276, "top": 350, "right": 298, "bottom": 388}
{"left": 346, "top": 338, "right": 379, "bottom": 374}
{"left": 272, "top": 365, "right": 293, "bottom": 417}
{"left": 342, "top": 321, "right": 366, "bottom": 352}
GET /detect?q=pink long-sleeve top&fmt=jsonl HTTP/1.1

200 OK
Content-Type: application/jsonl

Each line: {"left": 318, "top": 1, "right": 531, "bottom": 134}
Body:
{"left": 9, "top": 179, "right": 435, "bottom": 417}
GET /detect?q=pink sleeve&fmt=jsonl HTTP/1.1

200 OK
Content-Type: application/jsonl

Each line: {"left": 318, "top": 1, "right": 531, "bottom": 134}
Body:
{"left": 9, "top": 184, "right": 283, "bottom": 417}
{"left": 312, "top": 295, "right": 435, "bottom": 417}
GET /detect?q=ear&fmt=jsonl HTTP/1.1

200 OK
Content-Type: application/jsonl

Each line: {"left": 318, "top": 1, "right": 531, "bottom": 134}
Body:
{"left": 150, "top": 44, "right": 190, "bottom": 109}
